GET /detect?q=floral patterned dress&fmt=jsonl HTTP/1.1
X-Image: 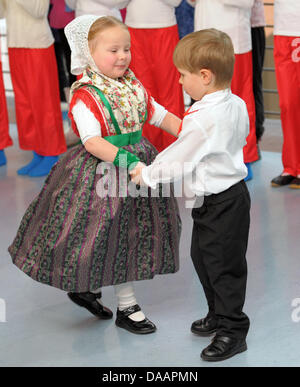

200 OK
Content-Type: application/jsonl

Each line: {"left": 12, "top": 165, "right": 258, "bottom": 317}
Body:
{"left": 8, "top": 68, "right": 182, "bottom": 292}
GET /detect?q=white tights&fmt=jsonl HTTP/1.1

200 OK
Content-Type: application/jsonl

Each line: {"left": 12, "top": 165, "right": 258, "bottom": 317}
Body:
{"left": 92, "top": 282, "right": 145, "bottom": 322}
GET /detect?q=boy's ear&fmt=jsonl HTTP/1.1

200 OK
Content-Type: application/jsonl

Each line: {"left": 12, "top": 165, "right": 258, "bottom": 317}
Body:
{"left": 199, "top": 69, "right": 213, "bottom": 85}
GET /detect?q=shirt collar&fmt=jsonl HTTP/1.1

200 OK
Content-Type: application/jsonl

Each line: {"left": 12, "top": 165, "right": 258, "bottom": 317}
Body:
{"left": 191, "top": 88, "right": 231, "bottom": 111}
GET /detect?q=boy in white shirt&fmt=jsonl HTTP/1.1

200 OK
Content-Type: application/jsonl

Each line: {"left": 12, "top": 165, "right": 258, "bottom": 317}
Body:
{"left": 131, "top": 29, "right": 251, "bottom": 362}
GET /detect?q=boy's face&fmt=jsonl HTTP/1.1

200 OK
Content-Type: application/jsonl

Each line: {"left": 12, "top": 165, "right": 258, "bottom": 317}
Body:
{"left": 90, "top": 26, "right": 131, "bottom": 79}
{"left": 177, "top": 68, "right": 213, "bottom": 101}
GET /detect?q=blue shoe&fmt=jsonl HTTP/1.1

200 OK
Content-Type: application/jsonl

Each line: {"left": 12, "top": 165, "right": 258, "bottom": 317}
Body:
{"left": 244, "top": 163, "right": 253, "bottom": 182}
{"left": 17, "top": 152, "right": 43, "bottom": 175}
{"left": 0, "top": 150, "right": 7, "bottom": 166}
{"left": 28, "top": 155, "right": 58, "bottom": 177}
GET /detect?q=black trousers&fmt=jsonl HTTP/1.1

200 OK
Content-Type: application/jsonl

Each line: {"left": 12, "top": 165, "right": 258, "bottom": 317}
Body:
{"left": 51, "top": 28, "right": 76, "bottom": 102}
{"left": 251, "top": 26, "right": 266, "bottom": 142}
{"left": 191, "top": 181, "right": 250, "bottom": 340}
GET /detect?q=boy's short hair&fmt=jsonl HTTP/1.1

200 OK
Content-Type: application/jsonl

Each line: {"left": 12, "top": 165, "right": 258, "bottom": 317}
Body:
{"left": 173, "top": 28, "right": 235, "bottom": 88}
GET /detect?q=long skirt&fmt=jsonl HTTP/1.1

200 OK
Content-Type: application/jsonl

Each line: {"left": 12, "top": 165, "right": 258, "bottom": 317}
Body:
{"left": 8, "top": 137, "right": 182, "bottom": 292}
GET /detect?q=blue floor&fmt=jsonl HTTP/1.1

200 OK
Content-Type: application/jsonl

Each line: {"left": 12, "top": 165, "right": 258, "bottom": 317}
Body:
{"left": 0, "top": 124, "right": 300, "bottom": 367}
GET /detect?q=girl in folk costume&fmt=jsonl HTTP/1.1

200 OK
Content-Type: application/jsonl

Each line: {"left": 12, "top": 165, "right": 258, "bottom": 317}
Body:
{"left": 8, "top": 15, "right": 182, "bottom": 334}
{"left": 0, "top": 5, "right": 11, "bottom": 166}
{"left": 187, "top": 0, "right": 258, "bottom": 181}
{"left": 123, "top": 0, "right": 185, "bottom": 153}
{"left": 271, "top": 0, "right": 300, "bottom": 189}
{"left": 0, "top": 0, "right": 66, "bottom": 177}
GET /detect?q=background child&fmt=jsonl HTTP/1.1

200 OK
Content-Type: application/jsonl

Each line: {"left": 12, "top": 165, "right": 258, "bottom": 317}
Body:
{"left": 8, "top": 15, "right": 181, "bottom": 335}
{"left": 131, "top": 29, "right": 251, "bottom": 361}
{"left": 187, "top": 0, "right": 258, "bottom": 181}
{"left": 271, "top": 0, "right": 300, "bottom": 188}
{"left": 0, "top": 0, "right": 66, "bottom": 177}
{"left": 124, "top": 0, "right": 185, "bottom": 152}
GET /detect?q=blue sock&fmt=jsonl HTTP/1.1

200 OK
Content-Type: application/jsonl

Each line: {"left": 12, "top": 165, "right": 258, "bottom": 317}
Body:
{"left": 17, "top": 152, "right": 43, "bottom": 175}
{"left": 244, "top": 162, "right": 253, "bottom": 182}
{"left": 28, "top": 155, "right": 58, "bottom": 177}
{"left": 0, "top": 150, "right": 7, "bottom": 166}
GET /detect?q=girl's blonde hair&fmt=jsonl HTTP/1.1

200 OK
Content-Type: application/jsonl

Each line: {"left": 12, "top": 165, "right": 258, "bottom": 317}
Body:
{"left": 88, "top": 16, "right": 129, "bottom": 52}
{"left": 173, "top": 29, "right": 235, "bottom": 88}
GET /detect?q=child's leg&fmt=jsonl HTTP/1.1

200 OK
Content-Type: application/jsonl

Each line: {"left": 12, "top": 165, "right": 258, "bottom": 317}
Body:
{"left": 192, "top": 183, "right": 250, "bottom": 338}
{"left": 114, "top": 282, "right": 156, "bottom": 334}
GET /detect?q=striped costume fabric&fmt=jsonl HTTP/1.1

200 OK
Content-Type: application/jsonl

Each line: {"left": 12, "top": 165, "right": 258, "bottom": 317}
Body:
{"left": 8, "top": 138, "right": 181, "bottom": 292}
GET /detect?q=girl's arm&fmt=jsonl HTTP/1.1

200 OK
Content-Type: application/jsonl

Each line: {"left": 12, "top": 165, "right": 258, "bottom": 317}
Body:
{"left": 84, "top": 137, "right": 118, "bottom": 162}
{"left": 149, "top": 98, "right": 182, "bottom": 137}
{"left": 159, "top": 112, "right": 182, "bottom": 138}
{"left": 72, "top": 99, "right": 140, "bottom": 169}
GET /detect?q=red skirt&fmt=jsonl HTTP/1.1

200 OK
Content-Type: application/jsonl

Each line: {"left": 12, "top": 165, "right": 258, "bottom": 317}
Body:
{"left": 231, "top": 51, "right": 258, "bottom": 163}
{"left": 8, "top": 46, "right": 66, "bottom": 156}
{"left": 274, "top": 36, "right": 300, "bottom": 176}
{"left": 0, "top": 60, "right": 12, "bottom": 149}
{"left": 129, "top": 25, "right": 185, "bottom": 152}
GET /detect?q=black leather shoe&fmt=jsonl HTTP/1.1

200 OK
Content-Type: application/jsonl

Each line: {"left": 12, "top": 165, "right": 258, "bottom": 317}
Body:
{"left": 191, "top": 316, "right": 218, "bottom": 336}
{"left": 271, "top": 174, "right": 295, "bottom": 187}
{"left": 68, "top": 291, "right": 113, "bottom": 319}
{"left": 115, "top": 304, "right": 156, "bottom": 334}
{"left": 201, "top": 335, "right": 247, "bottom": 362}
{"left": 289, "top": 177, "right": 300, "bottom": 189}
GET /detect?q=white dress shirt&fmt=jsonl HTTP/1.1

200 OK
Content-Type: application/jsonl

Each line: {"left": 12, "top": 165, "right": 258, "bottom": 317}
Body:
{"left": 124, "top": 0, "right": 182, "bottom": 29}
{"left": 142, "top": 89, "right": 249, "bottom": 196}
{"left": 72, "top": 98, "right": 167, "bottom": 144}
{"left": 274, "top": 0, "right": 300, "bottom": 37}
{"left": 187, "top": 0, "right": 255, "bottom": 54}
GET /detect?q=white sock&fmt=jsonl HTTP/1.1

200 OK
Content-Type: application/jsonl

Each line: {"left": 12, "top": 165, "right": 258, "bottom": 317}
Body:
{"left": 114, "top": 282, "right": 145, "bottom": 322}
{"left": 91, "top": 287, "right": 102, "bottom": 305}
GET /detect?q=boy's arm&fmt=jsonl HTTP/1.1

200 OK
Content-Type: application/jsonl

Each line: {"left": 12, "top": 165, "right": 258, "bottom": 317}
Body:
{"left": 131, "top": 117, "right": 208, "bottom": 188}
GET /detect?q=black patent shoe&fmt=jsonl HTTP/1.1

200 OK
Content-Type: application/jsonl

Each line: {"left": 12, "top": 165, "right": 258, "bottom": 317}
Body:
{"left": 201, "top": 335, "right": 247, "bottom": 362}
{"left": 68, "top": 291, "right": 113, "bottom": 319}
{"left": 271, "top": 174, "right": 295, "bottom": 187}
{"left": 115, "top": 304, "right": 157, "bottom": 334}
{"left": 289, "top": 177, "right": 300, "bottom": 189}
{"left": 191, "top": 316, "right": 218, "bottom": 336}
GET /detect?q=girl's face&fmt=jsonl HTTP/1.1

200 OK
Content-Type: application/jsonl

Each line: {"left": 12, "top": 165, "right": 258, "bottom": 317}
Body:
{"left": 90, "top": 26, "right": 131, "bottom": 79}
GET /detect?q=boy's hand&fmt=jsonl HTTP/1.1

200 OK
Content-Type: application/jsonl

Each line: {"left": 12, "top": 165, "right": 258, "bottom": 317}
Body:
{"left": 130, "top": 162, "right": 146, "bottom": 185}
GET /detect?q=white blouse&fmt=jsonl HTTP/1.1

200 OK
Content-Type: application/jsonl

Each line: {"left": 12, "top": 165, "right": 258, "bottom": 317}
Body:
{"left": 142, "top": 89, "right": 249, "bottom": 196}
{"left": 124, "top": 0, "right": 182, "bottom": 29}
{"left": 72, "top": 98, "right": 168, "bottom": 144}
{"left": 274, "top": 0, "right": 300, "bottom": 37}
{"left": 187, "top": 0, "right": 255, "bottom": 54}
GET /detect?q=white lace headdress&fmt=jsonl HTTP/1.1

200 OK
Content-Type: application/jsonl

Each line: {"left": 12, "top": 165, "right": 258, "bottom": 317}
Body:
{"left": 64, "top": 14, "right": 102, "bottom": 75}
